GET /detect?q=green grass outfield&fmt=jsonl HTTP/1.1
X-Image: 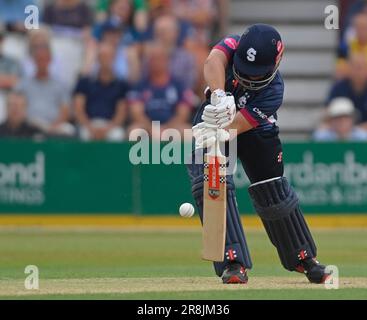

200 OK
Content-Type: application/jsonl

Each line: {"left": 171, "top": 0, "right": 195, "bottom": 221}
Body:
{"left": 0, "top": 223, "right": 366, "bottom": 300}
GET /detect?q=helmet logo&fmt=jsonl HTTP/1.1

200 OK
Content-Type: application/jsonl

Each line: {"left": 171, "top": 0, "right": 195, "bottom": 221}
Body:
{"left": 246, "top": 48, "right": 257, "bottom": 62}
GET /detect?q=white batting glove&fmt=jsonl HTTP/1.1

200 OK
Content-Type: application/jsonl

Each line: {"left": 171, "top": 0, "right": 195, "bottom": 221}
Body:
{"left": 192, "top": 122, "right": 230, "bottom": 150}
{"left": 202, "top": 89, "right": 236, "bottom": 129}
{"left": 210, "top": 89, "right": 227, "bottom": 105}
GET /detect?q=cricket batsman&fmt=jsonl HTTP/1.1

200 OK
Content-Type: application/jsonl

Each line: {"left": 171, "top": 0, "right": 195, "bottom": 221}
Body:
{"left": 187, "top": 24, "right": 331, "bottom": 284}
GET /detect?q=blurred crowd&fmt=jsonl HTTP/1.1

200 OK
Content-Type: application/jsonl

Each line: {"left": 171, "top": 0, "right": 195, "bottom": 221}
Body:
{"left": 314, "top": 0, "right": 367, "bottom": 142}
{"left": 0, "top": 0, "right": 227, "bottom": 140}
{"left": 1, "top": 0, "right": 367, "bottom": 142}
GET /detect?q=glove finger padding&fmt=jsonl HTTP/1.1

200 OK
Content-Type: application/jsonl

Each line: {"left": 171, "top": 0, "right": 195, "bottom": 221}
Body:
{"left": 201, "top": 114, "right": 234, "bottom": 128}
{"left": 192, "top": 122, "right": 206, "bottom": 130}
{"left": 194, "top": 126, "right": 230, "bottom": 150}
{"left": 196, "top": 135, "right": 216, "bottom": 149}
{"left": 216, "top": 128, "right": 230, "bottom": 142}
{"left": 204, "top": 104, "right": 232, "bottom": 114}
{"left": 203, "top": 97, "right": 236, "bottom": 129}
{"left": 192, "top": 122, "right": 205, "bottom": 136}
{"left": 203, "top": 109, "right": 234, "bottom": 120}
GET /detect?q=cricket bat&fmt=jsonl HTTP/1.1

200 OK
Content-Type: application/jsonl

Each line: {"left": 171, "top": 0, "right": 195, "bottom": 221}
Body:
{"left": 202, "top": 136, "right": 227, "bottom": 262}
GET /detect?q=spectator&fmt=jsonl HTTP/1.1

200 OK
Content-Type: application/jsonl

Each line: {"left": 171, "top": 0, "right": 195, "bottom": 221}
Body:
{"left": 43, "top": 2, "right": 95, "bottom": 88}
{"left": 140, "top": 1, "right": 190, "bottom": 52}
{"left": 128, "top": 44, "right": 193, "bottom": 140}
{"left": 340, "top": 0, "right": 367, "bottom": 40}
{"left": 171, "top": 0, "right": 217, "bottom": 46}
{"left": 95, "top": 0, "right": 149, "bottom": 34}
{"left": 215, "top": 0, "right": 229, "bottom": 38}
{"left": 93, "top": 0, "right": 138, "bottom": 43}
{"left": 0, "top": 27, "right": 21, "bottom": 121}
{"left": 171, "top": 0, "right": 217, "bottom": 96}
{"left": 327, "top": 53, "right": 367, "bottom": 125}
{"left": 88, "top": 23, "right": 141, "bottom": 83}
{"left": 88, "top": 0, "right": 141, "bottom": 81}
{"left": 43, "top": 0, "right": 94, "bottom": 37}
{"left": 74, "top": 43, "right": 128, "bottom": 141}
{"left": 16, "top": 40, "right": 74, "bottom": 136}
{"left": 0, "top": 91, "right": 43, "bottom": 138}
{"left": 0, "top": 0, "right": 35, "bottom": 33}
{"left": 0, "top": 27, "right": 21, "bottom": 90}
{"left": 148, "top": 0, "right": 171, "bottom": 18}
{"left": 22, "top": 28, "right": 65, "bottom": 84}
{"left": 152, "top": 14, "right": 197, "bottom": 89}
{"left": 313, "top": 97, "right": 367, "bottom": 141}
{"left": 337, "top": 13, "right": 367, "bottom": 79}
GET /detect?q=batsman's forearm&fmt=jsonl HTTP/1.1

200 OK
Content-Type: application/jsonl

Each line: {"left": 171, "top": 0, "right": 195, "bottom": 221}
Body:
{"left": 226, "top": 112, "right": 254, "bottom": 138}
{"left": 204, "top": 55, "right": 226, "bottom": 92}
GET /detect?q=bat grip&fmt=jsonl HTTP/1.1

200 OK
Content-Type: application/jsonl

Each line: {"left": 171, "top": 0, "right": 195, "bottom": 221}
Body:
{"left": 206, "top": 130, "right": 224, "bottom": 157}
{"left": 213, "top": 130, "right": 224, "bottom": 157}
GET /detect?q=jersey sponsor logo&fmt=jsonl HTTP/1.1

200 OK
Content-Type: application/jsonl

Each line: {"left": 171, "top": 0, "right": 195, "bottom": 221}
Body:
{"left": 247, "top": 48, "right": 257, "bottom": 62}
{"left": 224, "top": 37, "right": 238, "bottom": 50}
{"left": 252, "top": 107, "right": 268, "bottom": 120}
{"left": 238, "top": 96, "right": 247, "bottom": 108}
{"left": 238, "top": 93, "right": 250, "bottom": 109}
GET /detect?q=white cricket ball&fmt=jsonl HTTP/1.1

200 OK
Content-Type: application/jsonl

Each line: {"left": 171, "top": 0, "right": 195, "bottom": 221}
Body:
{"left": 179, "top": 203, "right": 195, "bottom": 218}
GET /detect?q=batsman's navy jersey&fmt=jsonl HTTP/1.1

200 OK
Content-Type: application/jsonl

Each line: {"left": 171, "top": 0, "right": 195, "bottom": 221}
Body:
{"left": 214, "top": 35, "right": 284, "bottom": 133}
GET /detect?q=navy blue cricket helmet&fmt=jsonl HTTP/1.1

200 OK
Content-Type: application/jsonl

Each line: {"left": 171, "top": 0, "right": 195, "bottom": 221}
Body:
{"left": 233, "top": 24, "right": 284, "bottom": 91}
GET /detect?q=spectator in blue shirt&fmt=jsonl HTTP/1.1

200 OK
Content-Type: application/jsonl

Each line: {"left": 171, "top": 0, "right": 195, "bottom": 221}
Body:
{"left": 314, "top": 97, "right": 367, "bottom": 141}
{"left": 74, "top": 42, "right": 129, "bottom": 141}
{"left": 128, "top": 44, "right": 193, "bottom": 140}
{"left": 327, "top": 53, "right": 367, "bottom": 126}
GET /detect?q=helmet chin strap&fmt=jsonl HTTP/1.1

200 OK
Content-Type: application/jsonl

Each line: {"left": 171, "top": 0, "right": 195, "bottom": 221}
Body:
{"left": 232, "top": 64, "right": 280, "bottom": 91}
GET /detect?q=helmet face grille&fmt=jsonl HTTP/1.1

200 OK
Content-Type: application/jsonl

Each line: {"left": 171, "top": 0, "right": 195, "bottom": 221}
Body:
{"left": 232, "top": 64, "right": 279, "bottom": 91}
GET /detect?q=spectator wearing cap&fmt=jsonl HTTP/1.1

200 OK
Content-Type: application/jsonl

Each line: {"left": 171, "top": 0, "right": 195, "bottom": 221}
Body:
{"left": 313, "top": 97, "right": 367, "bottom": 141}
{"left": 327, "top": 53, "right": 367, "bottom": 124}
{"left": 16, "top": 40, "right": 74, "bottom": 137}
{"left": 0, "top": 91, "right": 43, "bottom": 138}
{"left": 128, "top": 44, "right": 193, "bottom": 139}
{"left": 152, "top": 14, "right": 197, "bottom": 90}
{"left": 0, "top": 27, "right": 21, "bottom": 121}
{"left": 74, "top": 42, "right": 128, "bottom": 141}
